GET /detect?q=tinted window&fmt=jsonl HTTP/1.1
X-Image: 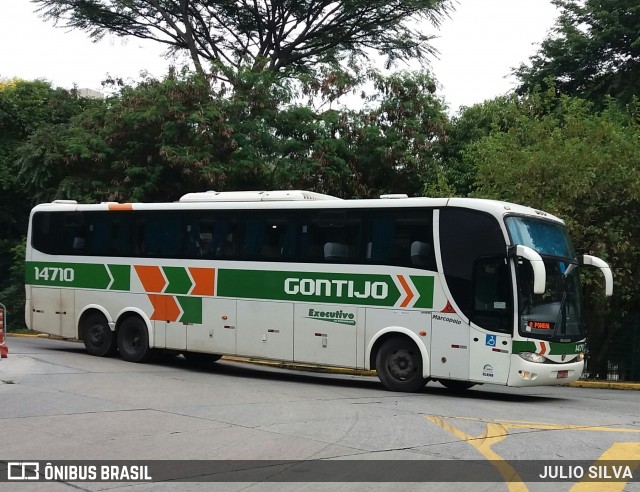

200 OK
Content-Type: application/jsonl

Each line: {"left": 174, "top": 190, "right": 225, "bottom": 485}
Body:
{"left": 506, "top": 216, "right": 575, "bottom": 258}
{"left": 366, "top": 210, "right": 435, "bottom": 270}
{"left": 87, "top": 213, "right": 134, "bottom": 256}
{"left": 299, "top": 211, "right": 362, "bottom": 263}
{"left": 31, "top": 210, "right": 240, "bottom": 260}
{"left": 135, "top": 213, "right": 184, "bottom": 258}
{"left": 240, "top": 213, "right": 297, "bottom": 261}
{"left": 440, "top": 208, "right": 511, "bottom": 330}
{"left": 183, "top": 212, "right": 238, "bottom": 260}
{"left": 32, "top": 212, "right": 64, "bottom": 255}
{"left": 473, "top": 257, "right": 512, "bottom": 333}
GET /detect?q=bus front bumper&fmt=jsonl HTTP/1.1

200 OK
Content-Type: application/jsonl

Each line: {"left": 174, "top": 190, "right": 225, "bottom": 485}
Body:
{"left": 507, "top": 355, "right": 584, "bottom": 387}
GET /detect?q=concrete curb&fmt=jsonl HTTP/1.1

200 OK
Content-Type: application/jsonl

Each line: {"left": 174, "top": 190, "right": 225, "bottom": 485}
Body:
{"left": 568, "top": 381, "right": 640, "bottom": 391}
{"left": 7, "top": 332, "right": 50, "bottom": 338}
{"left": 9, "top": 333, "right": 639, "bottom": 388}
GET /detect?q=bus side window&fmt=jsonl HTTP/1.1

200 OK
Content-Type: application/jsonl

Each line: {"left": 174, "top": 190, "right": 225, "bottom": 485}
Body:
{"left": 440, "top": 208, "right": 511, "bottom": 331}
{"left": 159, "top": 218, "right": 181, "bottom": 257}
{"left": 366, "top": 210, "right": 435, "bottom": 270}
{"left": 367, "top": 217, "right": 395, "bottom": 261}
{"left": 140, "top": 218, "right": 161, "bottom": 257}
{"left": 183, "top": 216, "right": 216, "bottom": 259}
{"left": 473, "top": 256, "right": 511, "bottom": 333}
{"left": 241, "top": 214, "right": 297, "bottom": 261}
{"left": 300, "top": 211, "right": 362, "bottom": 263}
{"left": 212, "top": 216, "right": 237, "bottom": 259}
{"left": 65, "top": 213, "right": 86, "bottom": 255}
{"left": 242, "top": 217, "right": 265, "bottom": 259}
{"left": 89, "top": 216, "right": 110, "bottom": 256}
{"left": 32, "top": 212, "right": 64, "bottom": 255}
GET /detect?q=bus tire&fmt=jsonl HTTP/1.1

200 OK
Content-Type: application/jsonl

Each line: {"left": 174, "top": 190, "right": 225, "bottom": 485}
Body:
{"left": 117, "top": 316, "right": 151, "bottom": 363}
{"left": 82, "top": 312, "right": 117, "bottom": 357}
{"left": 439, "top": 379, "right": 476, "bottom": 391}
{"left": 376, "top": 336, "right": 427, "bottom": 392}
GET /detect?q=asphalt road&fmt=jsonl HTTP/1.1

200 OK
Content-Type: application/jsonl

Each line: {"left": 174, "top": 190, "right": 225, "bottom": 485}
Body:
{"left": 1, "top": 336, "right": 639, "bottom": 491}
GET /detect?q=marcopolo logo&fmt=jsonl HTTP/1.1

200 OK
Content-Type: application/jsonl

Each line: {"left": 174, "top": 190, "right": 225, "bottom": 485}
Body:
{"left": 306, "top": 308, "right": 356, "bottom": 326}
{"left": 285, "top": 278, "right": 388, "bottom": 300}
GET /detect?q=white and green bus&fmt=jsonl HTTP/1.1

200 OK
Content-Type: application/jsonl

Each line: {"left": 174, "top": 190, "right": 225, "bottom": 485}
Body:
{"left": 25, "top": 190, "right": 613, "bottom": 392}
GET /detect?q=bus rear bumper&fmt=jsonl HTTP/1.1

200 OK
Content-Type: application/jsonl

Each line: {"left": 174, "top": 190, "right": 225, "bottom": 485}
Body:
{"left": 507, "top": 355, "right": 584, "bottom": 387}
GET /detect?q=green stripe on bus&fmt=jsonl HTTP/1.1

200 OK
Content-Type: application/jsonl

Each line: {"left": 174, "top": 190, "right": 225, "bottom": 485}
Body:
{"left": 512, "top": 340, "right": 586, "bottom": 355}
{"left": 217, "top": 269, "right": 434, "bottom": 308}
{"left": 107, "top": 264, "right": 131, "bottom": 291}
{"left": 411, "top": 275, "right": 434, "bottom": 309}
{"left": 25, "top": 261, "right": 435, "bottom": 309}
{"left": 177, "top": 296, "right": 202, "bottom": 324}
{"left": 163, "top": 266, "right": 192, "bottom": 295}
{"left": 26, "top": 261, "right": 130, "bottom": 291}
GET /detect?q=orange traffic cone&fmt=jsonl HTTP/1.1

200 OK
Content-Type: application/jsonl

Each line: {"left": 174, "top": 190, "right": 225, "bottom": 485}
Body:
{"left": 0, "top": 305, "right": 8, "bottom": 358}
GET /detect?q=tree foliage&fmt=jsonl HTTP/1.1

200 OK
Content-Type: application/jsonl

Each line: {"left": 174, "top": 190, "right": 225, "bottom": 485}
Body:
{"left": 33, "top": 0, "right": 452, "bottom": 84}
{"left": 0, "top": 79, "right": 92, "bottom": 328}
{"left": 426, "top": 95, "right": 523, "bottom": 197}
{"left": 515, "top": 0, "right": 640, "bottom": 105}
{"left": 455, "top": 89, "right": 640, "bottom": 376}
{"left": 17, "top": 69, "right": 448, "bottom": 203}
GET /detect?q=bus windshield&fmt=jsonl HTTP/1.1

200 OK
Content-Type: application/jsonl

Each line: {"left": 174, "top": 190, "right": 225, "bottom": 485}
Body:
{"left": 505, "top": 216, "right": 575, "bottom": 259}
{"left": 506, "top": 217, "right": 584, "bottom": 342}
{"left": 516, "top": 259, "right": 584, "bottom": 342}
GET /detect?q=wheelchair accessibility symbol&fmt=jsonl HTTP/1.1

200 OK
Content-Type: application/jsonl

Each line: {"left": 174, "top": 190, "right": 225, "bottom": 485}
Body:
{"left": 485, "top": 335, "right": 497, "bottom": 347}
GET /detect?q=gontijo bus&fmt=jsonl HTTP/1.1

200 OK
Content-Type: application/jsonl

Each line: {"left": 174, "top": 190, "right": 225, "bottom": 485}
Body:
{"left": 25, "top": 191, "right": 613, "bottom": 392}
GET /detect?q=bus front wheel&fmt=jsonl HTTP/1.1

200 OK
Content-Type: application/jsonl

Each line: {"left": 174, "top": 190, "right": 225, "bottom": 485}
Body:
{"left": 376, "top": 337, "right": 427, "bottom": 392}
{"left": 117, "top": 316, "right": 151, "bottom": 363}
{"left": 82, "top": 312, "right": 116, "bottom": 357}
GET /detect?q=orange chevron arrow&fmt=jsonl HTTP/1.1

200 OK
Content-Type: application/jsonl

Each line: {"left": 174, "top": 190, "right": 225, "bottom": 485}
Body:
{"left": 148, "top": 295, "right": 181, "bottom": 322}
{"left": 539, "top": 341, "right": 548, "bottom": 355}
{"left": 134, "top": 265, "right": 166, "bottom": 293}
{"left": 189, "top": 267, "right": 215, "bottom": 296}
{"left": 397, "top": 275, "right": 415, "bottom": 308}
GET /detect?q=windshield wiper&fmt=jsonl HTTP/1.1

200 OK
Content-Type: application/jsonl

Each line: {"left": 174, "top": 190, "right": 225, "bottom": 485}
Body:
{"left": 564, "top": 262, "right": 577, "bottom": 278}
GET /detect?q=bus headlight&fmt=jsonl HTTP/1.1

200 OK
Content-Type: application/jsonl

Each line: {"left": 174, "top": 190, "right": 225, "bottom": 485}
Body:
{"left": 577, "top": 352, "right": 585, "bottom": 361}
{"left": 518, "top": 352, "right": 547, "bottom": 363}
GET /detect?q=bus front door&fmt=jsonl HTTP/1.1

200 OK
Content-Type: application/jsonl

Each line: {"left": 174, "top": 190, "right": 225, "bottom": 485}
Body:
{"left": 429, "top": 311, "right": 470, "bottom": 381}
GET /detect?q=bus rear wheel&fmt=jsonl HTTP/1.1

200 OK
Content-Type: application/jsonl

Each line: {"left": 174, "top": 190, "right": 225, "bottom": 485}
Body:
{"left": 117, "top": 316, "right": 151, "bottom": 363}
{"left": 376, "top": 337, "right": 427, "bottom": 392}
{"left": 82, "top": 312, "right": 116, "bottom": 357}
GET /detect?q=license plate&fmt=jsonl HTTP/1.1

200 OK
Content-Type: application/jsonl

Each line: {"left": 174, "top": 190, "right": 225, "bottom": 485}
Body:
{"left": 557, "top": 370, "right": 568, "bottom": 379}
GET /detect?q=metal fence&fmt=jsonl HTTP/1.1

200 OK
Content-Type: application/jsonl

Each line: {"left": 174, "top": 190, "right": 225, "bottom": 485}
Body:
{"left": 582, "top": 313, "right": 640, "bottom": 382}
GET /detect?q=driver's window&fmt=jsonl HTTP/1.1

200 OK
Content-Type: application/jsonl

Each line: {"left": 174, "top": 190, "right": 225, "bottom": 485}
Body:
{"left": 472, "top": 256, "right": 512, "bottom": 333}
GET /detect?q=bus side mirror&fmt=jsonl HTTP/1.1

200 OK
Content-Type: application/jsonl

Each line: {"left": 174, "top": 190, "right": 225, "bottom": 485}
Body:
{"left": 581, "top": 255, "right": 614, "bottom": 297}
{"left": 508, "top": 245, "right": 546, "bottom": 295}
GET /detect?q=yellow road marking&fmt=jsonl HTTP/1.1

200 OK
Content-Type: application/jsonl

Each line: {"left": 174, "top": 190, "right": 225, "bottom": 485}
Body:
{"left": 571, "top": 442, "right": 640, "bottom": 492}
{"left": 427, "top": 416, "right": 528, "bottom": 492}
{"left": 440, "top": 416, "right": 640, "bottom": 433}
{"left": 427, "top": 416, "right": 640, "bottom": 491}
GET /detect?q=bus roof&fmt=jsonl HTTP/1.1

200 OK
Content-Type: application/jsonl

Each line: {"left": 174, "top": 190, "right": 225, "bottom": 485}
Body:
{"left": 32, "top": 192, "right": 564, "bottom": 224}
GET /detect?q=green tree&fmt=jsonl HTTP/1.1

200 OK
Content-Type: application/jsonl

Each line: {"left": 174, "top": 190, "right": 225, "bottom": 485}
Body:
{"left": 0, "top": 78, "right": 92, "bottom": 328}
{"left": 427, "top": 95, "right": 523, "bottom": 197}
{"left": 462, "top": 90, "right": 640, "bottom": 378}
{"left": 33, "top": 0, "right": 452, "bottom": 84}
{"left": 18, "top": 69, "right": 448, "bottom": 201}
{"left": 515, "top": 0, "right": 640, "bottom": 105}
